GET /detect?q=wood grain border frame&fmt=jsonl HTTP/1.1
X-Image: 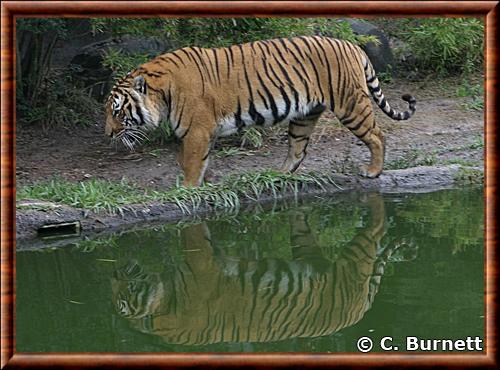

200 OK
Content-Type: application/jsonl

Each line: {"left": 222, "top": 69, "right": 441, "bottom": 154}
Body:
{"left": 1, "top": 1, "right": 498, "bottom": 368}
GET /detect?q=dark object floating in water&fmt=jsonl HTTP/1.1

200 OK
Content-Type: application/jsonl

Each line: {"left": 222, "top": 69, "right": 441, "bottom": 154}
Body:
{"left": 38, "top": 221, "right": 81, "bottom": 239}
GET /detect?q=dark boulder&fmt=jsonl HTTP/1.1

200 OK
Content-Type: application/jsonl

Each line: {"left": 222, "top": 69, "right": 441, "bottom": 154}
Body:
{"left": 345, "top": 20, "right": 394, "bottom": 74}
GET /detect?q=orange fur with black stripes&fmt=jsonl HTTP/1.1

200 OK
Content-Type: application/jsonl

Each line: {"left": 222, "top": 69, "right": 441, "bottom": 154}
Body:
{"left": 105, "top": 36, "right": 416, "bottom": 186}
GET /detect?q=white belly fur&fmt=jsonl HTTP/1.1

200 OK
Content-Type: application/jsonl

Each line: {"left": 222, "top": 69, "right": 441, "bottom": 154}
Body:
{"left": 215, "top": 100, "right": 319, "bottom": 138}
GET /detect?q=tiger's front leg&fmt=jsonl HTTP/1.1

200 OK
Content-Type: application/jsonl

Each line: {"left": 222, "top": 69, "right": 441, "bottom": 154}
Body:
{"left": 179, "top": 127, "right": 214, "bottom": 187}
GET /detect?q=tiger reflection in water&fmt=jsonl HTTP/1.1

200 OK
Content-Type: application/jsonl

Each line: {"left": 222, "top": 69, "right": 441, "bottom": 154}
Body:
{"left": 111, "top": 194, "right": 416, "bottom": 345}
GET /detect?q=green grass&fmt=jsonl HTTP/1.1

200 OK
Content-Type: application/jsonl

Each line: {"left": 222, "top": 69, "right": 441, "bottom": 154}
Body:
{"left": 153, "top": 170, "right": 341, "bottom": 214}
{"left": 442, "top": 158, "right": 480, "bottom": 167}
{"left": 240, "top": 127, "right": 265, "bottom": 149}
{"left": 469, "top": 136, "right": 484, "bottom": 150}
{"left": 456, "top": 81, "right": 484, "bottom": 112}
{"left": 386, "top": 146, "right": 483, "bottom": 171}
{"left": 462, "top": 97, "right": 484, "bottom": 112}
{"left": 456, "top": 81, "right": 483, "bottom": 98}
{"left": 385, "top": 150, "right": 438, "bottom": 170}
{"left": 17, "top": 178, "right": 149, "bottom": 215}
{"left": 453, "top": 166, "right": 484, "bottom": 185}
{"left": 443, "top": 135, "right": 484, "bottom": 153}
{"left": 17, "top": 170, "right": 340, "bottom": 215}
{"left": 214, "top": 147, "right": 271, "bottom": 158}
{"left": 215, "top": 147, "right": 254, "bottom": 158}
{"left": 144, "top": 120, "right": 174, "bottom": 146}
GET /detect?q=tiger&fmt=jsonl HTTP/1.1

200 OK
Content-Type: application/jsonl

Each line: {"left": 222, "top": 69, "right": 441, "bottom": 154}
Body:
{"left": 111, "top": 195, "right": 417, "bottom": 345}
{"left": 105, "top": 36, "right": 417, "bottom": 187}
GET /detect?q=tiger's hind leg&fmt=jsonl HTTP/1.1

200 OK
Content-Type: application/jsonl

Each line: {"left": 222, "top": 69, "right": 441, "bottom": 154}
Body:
{"left": 340, "top": 103, "right": 385, "bottom": 178}
{"left": 280, "top": 117, "right": 319, "bottom": 173}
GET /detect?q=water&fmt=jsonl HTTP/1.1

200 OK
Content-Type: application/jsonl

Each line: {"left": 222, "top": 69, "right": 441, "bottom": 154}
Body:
{"left": 16, "top": 187, "right": 484, "bottom": 353}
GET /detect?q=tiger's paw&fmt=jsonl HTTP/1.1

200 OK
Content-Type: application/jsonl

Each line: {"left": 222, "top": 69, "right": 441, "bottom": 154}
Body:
{"left": 359, "top": 165, "right": 381, "bottom": 179}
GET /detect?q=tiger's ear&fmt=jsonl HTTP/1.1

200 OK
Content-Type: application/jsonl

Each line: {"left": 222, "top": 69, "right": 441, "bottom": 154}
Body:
{"left": 133, "top": 75, "right": 147, "bottom": 94}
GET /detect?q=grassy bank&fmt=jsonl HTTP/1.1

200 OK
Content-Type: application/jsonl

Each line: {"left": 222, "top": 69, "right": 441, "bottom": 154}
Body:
{"left": 384, "top": 134, "right": 483, "bottom": 170}
{"left": 17, "top": 170, "right": 339, "bottom": 215}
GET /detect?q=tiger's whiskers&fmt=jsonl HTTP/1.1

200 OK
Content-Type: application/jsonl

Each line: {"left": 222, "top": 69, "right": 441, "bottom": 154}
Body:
{"left": 122, "top": 135, "right": 135, "bottom": 152}
{"left": 113, "top": 128, "right": 149, "bottom": 152}
{"left": 127, "top": 129, "right": 149, "bottom": 142}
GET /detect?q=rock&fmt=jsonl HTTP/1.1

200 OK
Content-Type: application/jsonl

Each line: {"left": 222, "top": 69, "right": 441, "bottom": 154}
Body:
{"left": 345, "top": 19, "right": 394, "bottom": 73}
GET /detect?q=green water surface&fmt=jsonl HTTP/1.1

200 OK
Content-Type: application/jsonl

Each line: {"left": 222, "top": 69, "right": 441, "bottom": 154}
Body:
{"left": 16, "top": 187, "right": 484, "bottom": 353}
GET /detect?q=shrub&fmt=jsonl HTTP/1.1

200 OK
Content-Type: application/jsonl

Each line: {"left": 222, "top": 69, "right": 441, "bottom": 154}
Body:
{"left": 101, "top": 48, "right": 152, "bottom": 78}
{"left": 16, "top": 19, "right": 68, "bottom": 104}
{"left": 17, "top": 72, "right": 99, "bottom": 128}
{"left": 400, "top": 18, "right": 484, "bottom": 76}
{"left": 17, "top": 19, "right": 100, "bottom": 127}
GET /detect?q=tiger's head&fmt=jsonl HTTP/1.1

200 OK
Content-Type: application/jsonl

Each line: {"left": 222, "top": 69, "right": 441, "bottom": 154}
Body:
{"left": 105, "top": 73, "right": 165, "bottom": 151}
{"left": 111, "top": 260, "right": 165, "bottom": 320}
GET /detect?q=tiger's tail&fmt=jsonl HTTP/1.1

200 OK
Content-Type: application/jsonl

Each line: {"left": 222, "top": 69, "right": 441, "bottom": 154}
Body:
{"left": 362, "top": 56, "right": 416, "bottom": 121}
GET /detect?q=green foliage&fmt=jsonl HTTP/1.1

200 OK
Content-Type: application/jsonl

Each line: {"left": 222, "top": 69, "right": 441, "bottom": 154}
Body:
{"left": 453, "top": 167, "right": 484, "bottom": 185}
{"left": 17, "top": 178, "right": 147, "bottom": 215}
{"left": 240, "top": 127, "right": 265, "bottom": 149}
{"left": 456, "top": 80, "right": 484, "bottom": 111}
{"left": 16, "top": 19, "right": 69, "bottom": 104}
{"left": 462, "top": 97, "right": 484, "bottom": 111}
{"left": 456, "top": 80, "right": 483, "bottom": 98}
{"left": 386, "top": 149, "right": 438, "bottom": 170}
{"left": 469, "top": 135, "right": 484, "bottom": 150}
{"left": 91, "top": 18, "right": 176, "bottom": 38}
{"left": 215, "top": 147, "right": 250, "bottom": 158}
{"left": 17, "top": 19, "right": 68, "bottom": 37}
{"left": 443, "top": 158, "right": 479, "bottom": 167}
{"left": 400, "top": 18, "right": 484, "bottom": 76}
{"left": 17, "top": 19, "right": 99, "bottom": 126}
{"left": 101, "top": 48, "right": 152, "bottom": 78}
{"left": 18, "top": 74, "right": 98, "bottom": 127}
{"left": 17, "top": 170, "right": 340, "bottom": 215}
{"left": 152, "top": 170, "right": 340, "bottom": 214}
{"left": 144, "top": 120, "right": 174, "bottom": 146}
{"left": 387, "top": 145, "right": 484, "bottom": 172}
{"left": 74, "top": 235, "right": 119, "bottom": 253}
{"left": 375, "top": 65, "right": 394, "bottom": 83}
{"left": 169, "top": 18, "right": 312, "bottom": 48}
{"left": 176, "top": 18, "right": 377, "bottom": 48}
